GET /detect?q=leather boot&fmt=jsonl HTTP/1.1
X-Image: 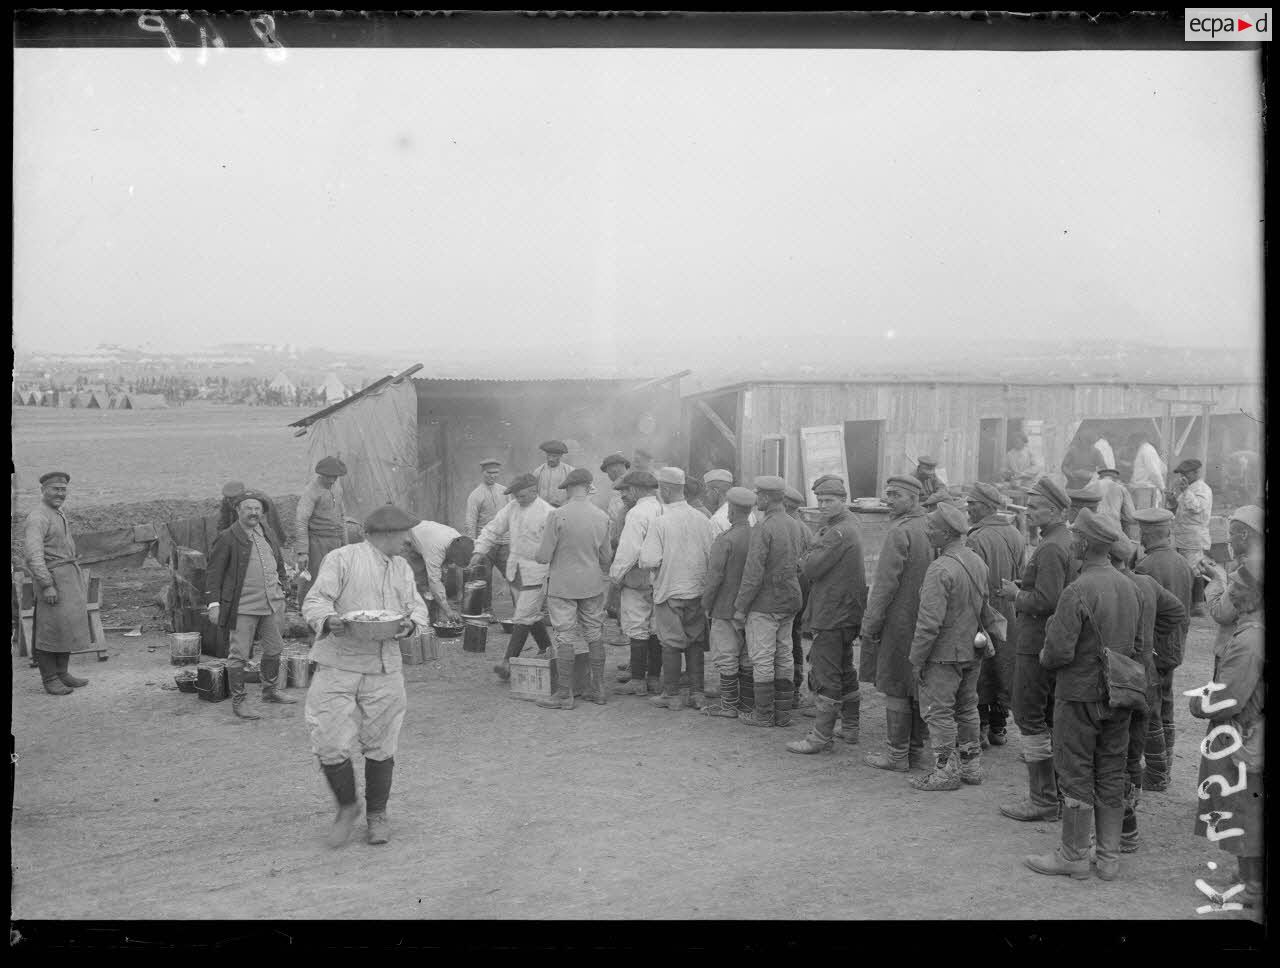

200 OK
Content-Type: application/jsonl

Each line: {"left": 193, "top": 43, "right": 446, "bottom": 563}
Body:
{"left": 364, "top": 756, "right": 394, "bottom": 845}
{"left": 585, "top": 643, "right": 607, "bottom": 705}
{"left": 537, "top": 652, "right": 576, "bottom": 710}
{"left": 686, "top": 647, "right": 707, "bottom": 710}
{"left": 1000, "top": 759, "right": 1062, "bottom": 821}
{"left": 615, "top": 639, "right": 650, "bottom": 695}
{"left": 1120, "top": 781, "right": 1140, "bottom": 854}
{"left": 1025, "top": 799, "right": 1094, "bottom": 879}
{"left": 773, "top": 679, "right": 794, "bottom": 727}
{"left": 739, "top": 679, "right": 774, "bottom": 727}
{"left": 261, "top": 655, "right": 297, "bottom": 703}
{"left": 646, "top": 637, "right": 663, "bottom": 694}
{"left": 37, "top": 651, "right": 72, "bottom": 696}
{"left": 787, "top": 694, "right": 838, "bottom": 754}
{"left": 573, "top": 651, "right": 590, "bottom": 697}
{"left": 911, "top": 748, "right": 962, "bottom": 791}
{"left": 702, "top": 673, "right": 740, "bottom": 718}
{"left": 836, "top": 693, "right": 861, "bottom": 744}
{"left": 908, "top": 705, "right": 929, "bottom": 770}
{"left": 864, "top": 708, "right": 910, "bottom": 771}
{"left": 739, "top": 670, "right": 755, "bottom": 714}
{"left": 494, "top": 625, "right": 530, "bottom": 680}
{"left": 1093, "top": 804, "right": 1125, "bottom": 880}
{"left": 959, "top": 748, "right": 983, "bottom": 785}
{"left": 320, "top": 759, "right": 362, "bottom": 848}
{"left": 228, "top": 667, "right": 260, "bottom": 720}
{"left": 55, "top": 652, "right": 89, "bottom": 688}
{"left": 989, "top": 704, "right": 1009, "bottom": 745}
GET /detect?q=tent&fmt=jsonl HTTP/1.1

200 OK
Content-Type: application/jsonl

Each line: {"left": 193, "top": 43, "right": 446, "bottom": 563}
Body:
{"left": 55, "top": 391, "right": 75, "bottom": 408}
{"left": 126, "top": 393, "right": 168, "bottom": 410}
{"left": 84, "top": 390, "right": 110, "bottom": 409}
{"left": 12, "top": 387, "right": 26, "bottom": 406}
{"left": 269, "top": 371, "right": 297, "bottom": 402}
{"left": 321, "top": 373, "right": 348, "bottom": 404}
{"left": 26, "top": 390, "right": 44, "bottom": 406}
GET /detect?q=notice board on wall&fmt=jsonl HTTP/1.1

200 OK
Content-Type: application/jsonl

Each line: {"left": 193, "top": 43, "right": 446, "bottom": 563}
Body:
{"left": 799, "top": 425, "right": 850, "bottom": 506}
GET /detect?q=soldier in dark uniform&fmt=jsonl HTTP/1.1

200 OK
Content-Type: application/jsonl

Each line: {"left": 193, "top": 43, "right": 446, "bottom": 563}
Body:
{"left": 784, "top": 485, "right": 816, "bottom": 710}
{"left": 998, "top": 478, "right": 1077, "bottom": 822}
{"left": 913, "top": 456, "right": 942, "bottom": 500}
{"left": 786, "top": 477, "right": 865, "bottom": 753}
{"left": 1065, "top": 486, "right": 1102, "bottom": 525}
{"left": 1025, "top": 509, "right": 1140, "bottom": 882}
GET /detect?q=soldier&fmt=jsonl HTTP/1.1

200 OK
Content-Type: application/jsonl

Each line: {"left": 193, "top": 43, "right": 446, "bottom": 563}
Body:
{"left": 1065, "top": 486, "right": 1102, "bottom": 524}
{"left": 532, "top": 440, "right": 574, "bottom": 508}
{"left": 965, "top": 482, "right": 1025, "bottom": 749}
{"left": 1169, "top": 458, "right": 1213, "bottom": 613}
{"left": 609, "top": 469, "right": 665, "bottom": 697}
{"left": 783, "top": 485, "right": 816, "bottom": 710}
{"left": 860, "top": 475, "right": 935, "bottom": 771}
{"left": 1132, "top": 506, "right": 1194, "bottom": 792}
{"left": 1025, "top": 510, "right": 1140, "bottom": 882}
{"left": 295, "top": 456, "right": 352, "bottom": 602}
{"left": 700, "top": 486, "right": 758, "bottom": 718}
{"left": 1095, "top": 467, "right": 1137, "bottom": 540}
{"left": 912, "top": 456, "right": 942, "bottom": 500}
{"left": 463, "top": 459, "right": 511, "bottom": 617}
{"left": 595, "top": 453, "right": 632, "bottom": 647}
{"left": 702, "top": 469, "right": 733, "bottom": 519}
{"left": 997, "top": 477, "right": 1077, "bottom": 822}
{"left": 734, "top": 475, "right": 806, "bottom": 728}
{"left": 786, "top": 477, "right": 866, "bottom": 753}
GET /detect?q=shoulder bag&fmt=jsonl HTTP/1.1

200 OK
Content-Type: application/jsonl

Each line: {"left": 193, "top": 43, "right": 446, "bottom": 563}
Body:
{"left": 1081, "top": 602, "right": 1147, "bottom": 711}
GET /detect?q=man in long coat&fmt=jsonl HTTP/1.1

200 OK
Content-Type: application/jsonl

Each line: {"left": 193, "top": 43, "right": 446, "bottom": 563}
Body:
{"left": 860, "top": 474, "right": 935, "bottom": 771}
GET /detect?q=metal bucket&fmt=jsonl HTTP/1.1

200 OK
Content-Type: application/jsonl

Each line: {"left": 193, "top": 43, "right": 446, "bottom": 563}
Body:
{"left": 462, "top": 580, "right": 488, "bottom": 617}
{"left": 196, "top": 662, "right": 228, "bottom": 702}
{"left": 285, "top": 651, "right": 313, "bottom": 689}
{"left": 169, "top": 631, "right": 202, "bottom": 666}
{"left": 462, "top": 618, "right": 488, "bottom": 653}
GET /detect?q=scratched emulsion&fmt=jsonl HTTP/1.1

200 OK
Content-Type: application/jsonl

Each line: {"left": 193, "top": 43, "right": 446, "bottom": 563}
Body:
{"left": 137, "top": 12, "right": 287, "bottom": 63}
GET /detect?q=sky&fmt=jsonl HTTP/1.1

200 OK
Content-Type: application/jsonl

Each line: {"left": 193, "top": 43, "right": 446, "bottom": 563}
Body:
{"left": 12, "top": 46, "right": 1265, "bottom": 379}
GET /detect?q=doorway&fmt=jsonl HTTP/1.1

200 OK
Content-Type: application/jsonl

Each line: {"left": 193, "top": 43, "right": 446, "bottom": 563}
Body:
{"left": 844, "top": 420, "right": 883, "bottom": 498}
{"left": 978, "top": 418, "right": 1003, "bottom": 482}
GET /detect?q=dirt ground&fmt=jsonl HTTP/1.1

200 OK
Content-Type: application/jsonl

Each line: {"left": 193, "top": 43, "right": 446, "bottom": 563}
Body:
{"left": 10, "top": 612, "right": 1261, "bottom": 922}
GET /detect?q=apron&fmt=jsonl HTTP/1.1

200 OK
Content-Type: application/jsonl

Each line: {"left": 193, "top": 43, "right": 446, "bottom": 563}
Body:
{"left": 33, "top": 561, "right": 91, "bottom": 653}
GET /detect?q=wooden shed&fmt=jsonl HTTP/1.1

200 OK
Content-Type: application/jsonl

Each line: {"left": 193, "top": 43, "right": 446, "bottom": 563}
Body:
{"left": 684, "top": 378, "right": 1262, "bottom": 506}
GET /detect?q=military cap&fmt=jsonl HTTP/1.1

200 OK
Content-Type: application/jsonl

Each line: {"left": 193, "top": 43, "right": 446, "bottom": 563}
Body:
{"left": 1229, "top": 505, "right": 1264, "bottom": 536}
{"left": 656, "top": 466, "right": 686, "bottom": 486}
{"left": 1174, "top": 458, "right": 1202, "bottom": 474}
{"left": 505, "top": 472, "right": 539, "bottom": 495}
{"left": 703, "top": 469, "right": 733, "bottom": 486}
{"left": 600, "top": 452, "right": 630, "bottom": 472}
{"left": 885, "top": 475, "right": 923, "bottom": 496}
{"left": 315, "top": 456, "right": 348, "bottom": 477}
{"left": 754, "top": 475, "right": 786, "bottom": 493}
{"left": 920, "top": 491, "right": 949, "bottom": 508}
{"left": 811, "top": 474, "right": 840, "bottom": 490}
{"left": 813, "top": 477, "right": 848, "bottom": 498}
{"left": 1133, "top": 507, "right": 1174, "bottom": 526}
{"left": 1067, "top": 487, "right": 1103, "bottom": 508}
{"left": 928, "top": 503, "right": 968, "bottom": 536}
{"left": 39, "top": 471, "right": 70, "bottom": 485}
{"left": 725, "top": 486, "right": 757, "bottom": 509}
{"left": 1097, "top": 467, "right": 1121, "bottom": 478}
{"left": 1030, "top": 478, "right": 1071, "bottom": 511}
{"left": 1108, "top": 534, "right": 1135, "bottom": 561}
{"left": 539, "top": 439, "right": 568, "bottom": 455}
{"left": 363, "top": 503, "right": 420, "bottom": 533}
{"left": 221, "top": 479, "right": 246, "bottom": 499}
{"left": 479, "top": 458, "right": 503, "bottom": 469}
{"left": 916, "top": 456, "right": 938, "bottom": 469}
{"left": 560, "top": 468, "right": 594, "bottom": 489}
{"left": 1071, "top": 508, "right": 1122, "bottom": 544}
{"left": 967, "top": 482, "right": 1005, "bottom": 510}
{"left": 232, "top": 491, "right": 265, "bottom": 509}
{"left": 784, "top": 485, "right": 805, "bottom": 505}
{"left": 618, "top": 469, "right": 659, "bottom": 489}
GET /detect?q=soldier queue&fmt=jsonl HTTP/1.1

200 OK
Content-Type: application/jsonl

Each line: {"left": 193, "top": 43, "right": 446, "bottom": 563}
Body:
{"left": 20, "top": 438, "right": 1263, "bottom": 903}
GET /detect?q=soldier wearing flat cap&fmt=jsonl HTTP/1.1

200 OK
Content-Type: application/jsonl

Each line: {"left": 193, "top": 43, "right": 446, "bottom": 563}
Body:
{"left": 302, "top": 503, "right": 431, "bottom": 849}
{"left": 23, "top": 471, "right": 92, "bottom": 695}
{"left": 465, "top": 459, "right": 512, "bottom": 617}
{"left": 785, "top": 476, "right": 866, "bottom": 754}
{"left": 701, "top": 486, "right": 759, "bottom": 718}
{"left": 860, "top": 475, "right": 934, "bottom": 771}
{"left": 533, "top": 440, "right": 575, "bottom": 508}
{"left": 295, "top": 456, "right": 353, "bottom": 602}
{"left": 780, "top": 484, "right": 817, "bottom": 707}
{"left": 702, "top": 469, "right": 733, "bottom": 519}
{"left": 1065, "top": 486, "right": 1102, "bottom": 524}
{"left": 1169, "top": 459, "right": 1213, "bottom": 585}
{"left": 965, "top": 481, "right": 1025, "bottom": 750}
{"left": 1025, "top": 509, "right": 1140, "bottom": 883}
{"left": 609, "top": 469, "right": 665, "bottom": 696}
{"left": 913, "top": 456, "right": 943, "bottom": 500}
{"left": 996, "top": 476, "right": 1079, "bottom": 822}
{"left": 217, "top": 480, "right": 288, "bottom": 546}
{"left": 593, "top": 453, "right": 630, "bottom": 517}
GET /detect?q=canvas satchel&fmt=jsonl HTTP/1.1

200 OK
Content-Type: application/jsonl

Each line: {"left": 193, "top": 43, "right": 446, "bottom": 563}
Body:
{"left": 1081, "top": 603, "right": 1148, "bottom": 712}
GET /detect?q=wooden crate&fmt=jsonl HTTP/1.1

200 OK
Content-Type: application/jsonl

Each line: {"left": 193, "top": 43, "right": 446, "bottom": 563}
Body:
{"left": 509, "top": 656, "right": 553, "bottom": 701}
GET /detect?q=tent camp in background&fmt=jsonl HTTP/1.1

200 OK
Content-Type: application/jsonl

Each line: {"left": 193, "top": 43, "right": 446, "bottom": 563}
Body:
{"left": 83, "top": 389, "right": 110, "bottom": 409}
{"left": 126, "top": 393, "right": 168, "bottom": 410}
{"left": 321, "top": 372, "right": 348, "bottom": 404}
{"left": 269, "top": 371, "right": 297, "bottom": 403}
{"left": 25, "top": 390, "right": 43, "bottom": 407}
{"left": 108, "top": 392, "right": 129, "bottom": 409}
{"left": 12, "top": 386, "right": 26, "bottom": 406}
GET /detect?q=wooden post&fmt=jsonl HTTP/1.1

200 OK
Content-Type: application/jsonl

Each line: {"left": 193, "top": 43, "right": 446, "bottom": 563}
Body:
{"left": 1200, "top": 403, "right": 1212, "bottom": 479}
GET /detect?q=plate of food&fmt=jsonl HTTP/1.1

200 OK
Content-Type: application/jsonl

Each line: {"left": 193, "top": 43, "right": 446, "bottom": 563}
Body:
{"left": 340, "top": 609, "right": 407, "bottom": 641}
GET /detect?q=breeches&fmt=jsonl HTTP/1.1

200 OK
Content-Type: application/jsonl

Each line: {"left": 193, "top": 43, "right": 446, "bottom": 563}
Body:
{"left": 746, "top": 611, "right": 795, "bottom": 683}
{"left": 653, "top": 597, "right": 707, "bottom": 652}
{"left": 918, "top": 661, "right": 981, "bottom": 752}
{"left": 547, "top": 593, "right": 606, "bottom": 658}
{"left": 305, "top": 666, "right": 407, "bottom": 766}
{"left": 511, "top": 582, "right": 549, "bottom": 626}
{"left": 709, "top": 618, "right": 748, "bottom": 676}
{"left": 1053, "top": 699, "right": 1131, "bottom": 807}
{"left": 808, "top": 627, "right": 857, "bottom": 700}
{"left": 1012, "top": 653, "right": 1056, "bottom": 736}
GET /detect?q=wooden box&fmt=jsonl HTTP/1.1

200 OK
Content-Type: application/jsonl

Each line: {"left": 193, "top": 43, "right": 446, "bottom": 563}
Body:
{"left": 509, "top": 656, "right": 553, "bottom": 701}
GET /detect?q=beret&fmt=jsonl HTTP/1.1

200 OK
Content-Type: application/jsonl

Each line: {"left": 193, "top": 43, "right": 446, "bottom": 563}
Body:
{"left": 814, "top": 478, "right": 848, "bottom": 498}
{"left": 39, "top": 471, "right": 70, "bottom": 485}
{"left": 618, "top": 469, "right": 659, "bottom": 489}
{"left": 929, "top": 502, "right": 968, "bottom": 535}
{"left": 315, "top": 456, "right": 348, "bottom": 477}
{"left": 916, "top": 456, "right": 938, "bottom": 469}
{"left": 1133, "top": 507, "right": 1174, "bottom": 525}
{"left": 754, "top": 475, "right": 786, "bottom": 492}
{"left": 656, "top": 466, "right": 686, "bottom": 486}
{"left": 1031, "top": 478, "right": 1071, "bottom": 511}
{"left": 967, "top": 482, "right": 1004, "bottom": 509}
{"left": 539, "top": 440, "right": 568, "bottom": 455}
{"left": 885, "top": 475, "right": 922, "bottom": 496}
{"left": 1097, "top": 467, "right": 1121, "bottom": 478}
{"left": 363, "top": 504, "right": 420, "bottom": 533}
{"left": 1072, "top": 508, "right": 1123, "bottom": 544}
{"left": 561, "top": 468, "right": 594, "bottom": 489}
{"left": 784, "top": 486, "right": 805, "bottom": 505}
{"left": 1067, "top": 487, "right": 1103, "bottom": 507}
{"left": 221, "top": 479, "right": 246, "bottom": 498}
{"left": 703, "top": 469, "right": 733, "bottom": 486}
{"left": 505, "top": 473, "right": 539, "bottom": 495}
{"left": 600, "top": 453, "right": 630, "bottom": 472}
{"left": 1228, "top": 505, "right": 1263, "bottom": 536}
{"left": 1173, "top": 458, "right": 1202, "bottom": 474}
{"left": 1109, "top": 535, "right": 1135, "bottom": 561}
{"left": 725, "top": 486, "right": 758, "bottom": 509}
{"left": 479, "top": 458, "right": 503, "bottom": 469}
